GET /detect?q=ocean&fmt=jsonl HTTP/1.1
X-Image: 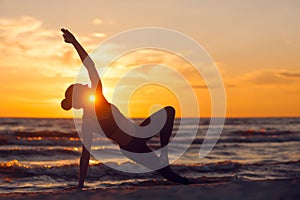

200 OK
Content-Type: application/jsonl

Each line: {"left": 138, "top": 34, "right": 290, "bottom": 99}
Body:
{"left": 0, "top": 117, "right": 299, "bottom": 193}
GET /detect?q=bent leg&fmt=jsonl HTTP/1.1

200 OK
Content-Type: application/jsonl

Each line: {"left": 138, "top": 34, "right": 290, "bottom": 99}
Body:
{"left": 140, "top": 106, "right": 175, "bottom": 165}
{"left": 139, "top": 106, "right": 175, "bottom": 148}
{"left": 135, "top": 106, "right": 191, "bottom": 184}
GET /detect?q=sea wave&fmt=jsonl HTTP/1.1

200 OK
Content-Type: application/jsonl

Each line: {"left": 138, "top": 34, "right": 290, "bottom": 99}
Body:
{"left": 192, "top": 133, "right": 300, "bottom": 144}
{"left": 1, "top": 159, "right": 299, "bottom": 180}
{"left": 229, "top": 130, "right": 295, "bottom": 136}
{"left": 0, "top": 131, "right": 77, "bottom": 137}
{"left": 0, "top": 149, "right": 80, "bottom": 158}
{"left": 0, "top": 139, "right": 81, "bottom": 146}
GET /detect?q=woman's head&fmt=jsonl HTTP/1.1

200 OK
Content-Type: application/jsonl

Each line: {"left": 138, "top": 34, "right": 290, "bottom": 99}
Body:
{"left": 61, "top": 83, "right": 91, "bottom": 111}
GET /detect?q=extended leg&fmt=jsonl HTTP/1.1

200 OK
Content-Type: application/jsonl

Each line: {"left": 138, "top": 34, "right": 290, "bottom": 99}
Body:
{"left": 157, "top": 165, "right": 191, "bottom": 184}
{"left": 121, "top": 144, "right": 190, "bottom": 185}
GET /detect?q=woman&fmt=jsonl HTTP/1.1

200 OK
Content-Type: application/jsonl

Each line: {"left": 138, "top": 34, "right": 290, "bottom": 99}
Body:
{"left": 60, "top": 28, "right": 190, "bottom": 189}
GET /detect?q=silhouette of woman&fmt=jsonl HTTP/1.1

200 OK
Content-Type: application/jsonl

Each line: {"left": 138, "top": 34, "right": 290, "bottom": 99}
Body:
{"left": 60, "top": 28, "right": 190, "bottom": 189}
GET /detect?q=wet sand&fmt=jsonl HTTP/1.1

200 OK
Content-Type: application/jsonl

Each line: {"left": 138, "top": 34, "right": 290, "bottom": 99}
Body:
{"left": 1, "top": 178, "right": 299, "bottom": 200}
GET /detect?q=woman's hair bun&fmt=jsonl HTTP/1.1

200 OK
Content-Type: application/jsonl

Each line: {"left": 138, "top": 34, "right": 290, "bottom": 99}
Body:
{"left": 61, "top": 98, "right": 72, "bottom": 111}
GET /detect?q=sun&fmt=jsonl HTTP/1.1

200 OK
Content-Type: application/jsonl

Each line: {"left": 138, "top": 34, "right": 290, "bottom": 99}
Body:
{"left": 89, "top": 95, "right": 95, "bottom": 102}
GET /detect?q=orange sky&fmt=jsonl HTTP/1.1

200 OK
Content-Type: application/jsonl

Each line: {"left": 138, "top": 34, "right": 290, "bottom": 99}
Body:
{"left": 0, "top": 0, "right": 299, "bottom": 118}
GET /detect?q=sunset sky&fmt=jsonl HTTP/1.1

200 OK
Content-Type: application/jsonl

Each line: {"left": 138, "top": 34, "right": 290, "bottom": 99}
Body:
{"left": 0, "top": 0, "right": 299, "bottom": 118}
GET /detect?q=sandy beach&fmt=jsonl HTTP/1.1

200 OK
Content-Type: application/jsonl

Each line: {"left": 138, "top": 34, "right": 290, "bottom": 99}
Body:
{"left": 1, "top": 178, "right": 299, "bottom": 200}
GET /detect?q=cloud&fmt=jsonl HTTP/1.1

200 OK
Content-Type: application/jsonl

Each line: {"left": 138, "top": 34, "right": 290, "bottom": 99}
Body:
{"left": 108, "top": 49, "right": 206, "bottom": 78}
{"left": 248, "top": 71, "right": 287, "bottom": 85}
{"left": 93, "top": 32, "right": 106, "bottom": 38}
{"left": 0, "top": 16, "right": 101, "bottom": 76}
{"left": 0, "top": 16, "right": 91, "bottom": 110}
{"left": 0, "top": 16, "right": 61, "bottom": 61}
{"left": 0, "top": 16, "right": 42, "bottom": 37}
{"left": 277, "top": 71, "right": 300, "bottom": 78}
{"left": 225, "top": 84, "right": 236, "bottom": 88}
{"left": 91, "top": 18, "right": 116, "bottom": 26}
{"left": 191, "top": 84, "right": 207, "bottom": 89}
{"left": 92, "top": 18, "right": 103, "bottom": 25}
{"left": 238, "top": 69, "right": 300, "bottom": 86}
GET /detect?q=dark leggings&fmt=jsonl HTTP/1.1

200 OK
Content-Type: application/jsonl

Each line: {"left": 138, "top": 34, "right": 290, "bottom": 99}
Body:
{"left": 120, "top": 106, "right": 190, "bottom": 184}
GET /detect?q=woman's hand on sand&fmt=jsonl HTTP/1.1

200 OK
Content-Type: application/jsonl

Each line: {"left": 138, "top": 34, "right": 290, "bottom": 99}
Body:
{"left": 61, "top": 28, "right": 77, "bottom": 44}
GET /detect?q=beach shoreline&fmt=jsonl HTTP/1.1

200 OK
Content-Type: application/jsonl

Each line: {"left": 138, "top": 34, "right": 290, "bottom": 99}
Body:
{"left": 1, "top": 178, "right": 299, "bottom": 200}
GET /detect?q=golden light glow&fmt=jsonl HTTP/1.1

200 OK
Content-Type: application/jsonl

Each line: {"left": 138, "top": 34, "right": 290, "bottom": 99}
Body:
{"left": 89, "top": 95, "right": 95, "bottom": 102}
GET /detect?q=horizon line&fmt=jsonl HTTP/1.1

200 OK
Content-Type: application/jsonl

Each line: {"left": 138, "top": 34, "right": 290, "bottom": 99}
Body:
{"left": 0, "top": 116, "right": 299, "bottom": 119}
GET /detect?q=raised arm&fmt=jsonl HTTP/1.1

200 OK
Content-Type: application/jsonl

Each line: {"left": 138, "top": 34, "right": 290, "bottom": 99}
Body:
{"left": 61, "top": 28, "right": 101, "bottom": 89}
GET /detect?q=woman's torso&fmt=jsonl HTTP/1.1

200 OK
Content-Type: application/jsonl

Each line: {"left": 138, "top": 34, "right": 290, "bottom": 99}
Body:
{"left": 95, "top": 100, "right": 141, "bottom": 147}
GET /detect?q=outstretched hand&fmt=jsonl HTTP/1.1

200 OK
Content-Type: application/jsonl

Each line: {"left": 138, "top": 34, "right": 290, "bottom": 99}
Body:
{"left": 61, "top": 28, "right": 76, "bottom": 44}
